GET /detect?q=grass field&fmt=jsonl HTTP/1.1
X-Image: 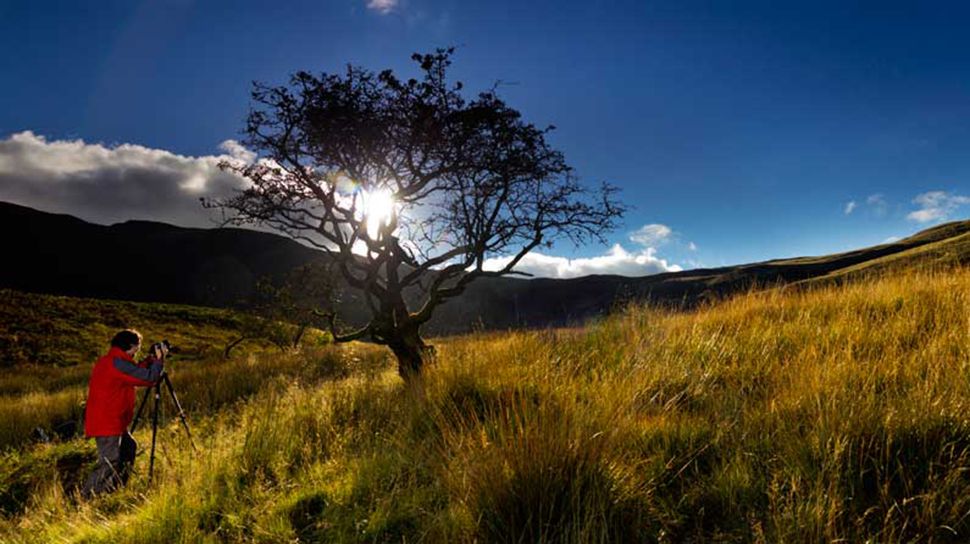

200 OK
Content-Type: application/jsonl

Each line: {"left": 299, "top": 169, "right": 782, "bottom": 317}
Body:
{"left": 1, "top": 265, "right": 969, "bottom": 542}
{"left": 0, "top": 289, "right": 335, "bottom": 452}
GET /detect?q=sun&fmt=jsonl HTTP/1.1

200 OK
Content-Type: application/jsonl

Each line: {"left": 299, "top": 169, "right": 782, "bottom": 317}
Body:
{"left": 361, "top": 188, "right": 397, "bottom": 238}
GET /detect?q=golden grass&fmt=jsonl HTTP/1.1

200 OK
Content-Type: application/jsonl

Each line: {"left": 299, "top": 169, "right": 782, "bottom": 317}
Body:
{"left": 1, "top": 267, "right": 968, "bottom": 542}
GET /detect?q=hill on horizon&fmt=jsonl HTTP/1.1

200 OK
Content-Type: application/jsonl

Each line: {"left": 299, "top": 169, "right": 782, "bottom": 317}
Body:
{"left": 3, "top": 200, "right": 968, "bottom": 334}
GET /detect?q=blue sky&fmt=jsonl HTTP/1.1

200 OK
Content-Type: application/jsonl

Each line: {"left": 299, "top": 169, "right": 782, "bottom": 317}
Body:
{"left": 1, "top": 0, "right": 968, "bottom": 275}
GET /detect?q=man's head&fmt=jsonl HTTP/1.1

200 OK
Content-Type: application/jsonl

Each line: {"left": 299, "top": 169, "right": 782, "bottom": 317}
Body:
{"left": 110, "top": 329, "right": 143, "bottom": 357}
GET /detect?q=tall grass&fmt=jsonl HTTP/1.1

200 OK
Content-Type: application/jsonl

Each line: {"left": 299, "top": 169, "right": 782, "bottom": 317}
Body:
{"left": 0, "top": 345, "right": 383, "bottom": 451}
{"left": 0, "top": 287, "right": 341, "bottom": 450}
{"left": 1, "top": 267, "right": 968, "bottom": 542}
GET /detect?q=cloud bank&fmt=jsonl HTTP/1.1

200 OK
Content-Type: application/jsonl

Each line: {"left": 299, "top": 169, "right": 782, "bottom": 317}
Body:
{"left": 0, "top": 131, "right": 687, "bottom": 279}
{"left": 0, "top": 131, "right": 249, "bottom": 228}
{"left": 906, "top": 191, "right": 970, "bottom": 223}
{"left": 483, "top": 224, "right": 683, "bottom": 279}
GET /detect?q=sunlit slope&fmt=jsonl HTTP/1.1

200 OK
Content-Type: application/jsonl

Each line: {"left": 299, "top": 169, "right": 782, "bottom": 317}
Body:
{"left": 2, "top": 267, "right": 968, "bottom": 542}
{"left": 1, "top": 289, "right": 263, "bottom": 368}
{"left": 677, "top": 218, "right": 970, "bottom": 292}
{"left": 796, "top": 227, "right": 970, "bottom": 286}
{"left": 776, "top": 218, "right": 970, "bottom": 266}
{"left": 458, "top": 219, "right": 970, "bottom": 327}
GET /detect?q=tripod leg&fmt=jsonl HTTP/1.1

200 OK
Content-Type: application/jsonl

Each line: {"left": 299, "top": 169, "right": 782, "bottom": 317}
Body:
{"left": 130, "top": 386, "right": 152, "bottom": 433}
{"left": 148, "top": 382, "right": 161, "bottom": 482}
{"left": 162, "top": 374, "right": 197, "bottom": 451}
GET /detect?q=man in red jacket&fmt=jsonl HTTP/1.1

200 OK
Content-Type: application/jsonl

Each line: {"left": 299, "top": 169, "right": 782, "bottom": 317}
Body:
{"left": 82, "top": 329, "right": 166, "bottom": 497}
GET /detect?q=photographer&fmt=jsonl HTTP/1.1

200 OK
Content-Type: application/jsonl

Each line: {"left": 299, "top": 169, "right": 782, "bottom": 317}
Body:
{"left": 81, "top": 329, "right": 167, "bottom": 498}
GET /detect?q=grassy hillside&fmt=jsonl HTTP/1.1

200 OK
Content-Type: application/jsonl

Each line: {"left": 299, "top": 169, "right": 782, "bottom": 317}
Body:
{"left": 0, "top": 288, "right": 274, "bottom": 368}
{"left": 796, "top": 229, "right": 970, "bottom": 287}
{"left": 1, "top": 265, "right": 967, "bottom": 542}
{"left": 0, "top": 289, "right": 336, "bottom": 451}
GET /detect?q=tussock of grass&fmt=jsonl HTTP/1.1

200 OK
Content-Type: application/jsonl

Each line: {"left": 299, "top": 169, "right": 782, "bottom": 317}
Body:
{"left": 1, "top": 267, "right": 968, "bottom": 542}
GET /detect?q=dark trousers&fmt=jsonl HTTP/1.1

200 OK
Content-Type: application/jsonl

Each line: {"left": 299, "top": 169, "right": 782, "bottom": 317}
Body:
{"left": 82, "top": 432, "right": 137, "bottom": 497}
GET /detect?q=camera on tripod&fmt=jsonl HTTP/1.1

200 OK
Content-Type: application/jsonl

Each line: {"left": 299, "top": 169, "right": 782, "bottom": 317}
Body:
{"left": 149, "top": 340, "right": 175, "bottom": 359}
{"left": 130, "top": 339, "right": 194, "bottom": 482}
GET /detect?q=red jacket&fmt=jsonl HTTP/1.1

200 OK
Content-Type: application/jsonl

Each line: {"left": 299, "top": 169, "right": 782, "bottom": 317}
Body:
{"left": 84, "top": 347, "right": 164, "bottom": 437}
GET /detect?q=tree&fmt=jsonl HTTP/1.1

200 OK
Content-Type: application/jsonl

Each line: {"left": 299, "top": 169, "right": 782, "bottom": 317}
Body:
{"left": 223, "top": 261, "right": 337, "bottom": 358}
{"left": 278, "top": 261, "right": 339, "bottom": 347}
{"left": 215, "top": 48, "right": 625, "bottom": 380}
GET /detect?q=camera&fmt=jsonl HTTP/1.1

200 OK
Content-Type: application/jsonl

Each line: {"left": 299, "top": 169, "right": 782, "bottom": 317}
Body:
{"left": 149, "top": 340, "right": 175, "bottom": 358}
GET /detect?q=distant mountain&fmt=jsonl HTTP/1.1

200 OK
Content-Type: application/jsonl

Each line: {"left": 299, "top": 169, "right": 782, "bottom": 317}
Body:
{"left": 3, "top": 201, "right": 968, "bottom": 334}
{"left": 1, "top": 201, "right": 323, "bottom": 307}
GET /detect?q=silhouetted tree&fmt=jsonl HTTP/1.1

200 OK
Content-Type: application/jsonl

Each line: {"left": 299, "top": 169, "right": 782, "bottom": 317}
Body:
{"left": 215, "top": 48, "right": 625, "bottom": 380}
{"left": 279, "top": 261, "right": 339, "bottom": 347}
{"left": 223, "top": 261, "right": 337, "bottom": 358}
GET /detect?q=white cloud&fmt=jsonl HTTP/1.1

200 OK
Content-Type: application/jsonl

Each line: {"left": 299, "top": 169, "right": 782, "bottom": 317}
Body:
{"left": 882, "top": 236, "right": 901, "bottom": 244}
{"left": 629, "top": 223, "right": 672, "bottom": 246}
{"left": 366, "top": 0, "right": 397, "bottom": 14}
{"left": 688, "top": 241, "right": 698, "bottom": 251}
{"left": 480, "top": 221, "right": 685, "bottom": 278}
{"left": 907, "top": 209, "right": 941, "bottom": 223}
{"left": 844, "top": 200, "right": 857, "bottom": 215}
{"left": 866, "top": 193, "right": 888, "bottom": 216}
{"left": 219, "top": 139, "right": 256, "bottom": 164}
{"left": 0, "top": 131, "right": 250, "bottom": 228}
{"left": 483, "top": 244, "right": 681, "bottom": 279}
{"left": 906, "top": 190, "right": 970, "bottom": 223}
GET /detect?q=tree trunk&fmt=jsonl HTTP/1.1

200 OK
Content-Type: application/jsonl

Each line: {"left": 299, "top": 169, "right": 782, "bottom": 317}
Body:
{"left": 388, "top": 331, "right": 433, "bottom": 382}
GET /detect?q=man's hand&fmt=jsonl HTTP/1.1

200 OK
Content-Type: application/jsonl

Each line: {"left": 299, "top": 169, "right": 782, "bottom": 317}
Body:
{"left": 152, "top": 343, "right": 169, "bottom": 360}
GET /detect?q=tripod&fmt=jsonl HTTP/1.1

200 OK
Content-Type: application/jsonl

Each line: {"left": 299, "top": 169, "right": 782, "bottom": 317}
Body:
{"left": 130, "top": 372, "right": 196, "bottom": 482}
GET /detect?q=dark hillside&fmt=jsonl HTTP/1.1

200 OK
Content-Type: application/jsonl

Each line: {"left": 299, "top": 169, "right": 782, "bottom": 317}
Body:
{"left": 1, "top": 201, "right": 322, "bottom": 307}
{"left": 3, "top": 201, "right": 968, "bottom": 333}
